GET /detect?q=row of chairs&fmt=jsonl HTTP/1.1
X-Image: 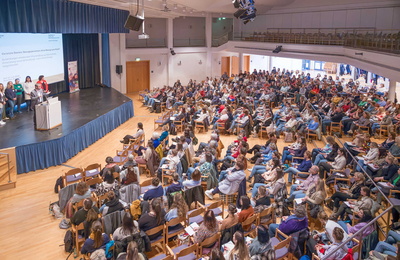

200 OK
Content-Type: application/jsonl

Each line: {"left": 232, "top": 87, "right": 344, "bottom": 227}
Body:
{"left": 63, "top": 163, "right": 101, "bottom": 186}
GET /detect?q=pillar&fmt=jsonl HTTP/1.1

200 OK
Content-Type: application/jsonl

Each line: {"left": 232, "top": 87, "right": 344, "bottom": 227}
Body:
{"left": 239, "top": 52, "right": 244, "bottom": 73}
{"left": 205, "top": 13, "right": 212, "bottom": 77}
{"left": 167, "top": 18, "right": 174, "bottom": 86}
{"left": 388, "top": 80, "right": 396, "bottom": 102}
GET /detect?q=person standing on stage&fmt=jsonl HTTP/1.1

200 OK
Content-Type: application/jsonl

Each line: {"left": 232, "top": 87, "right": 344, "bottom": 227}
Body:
{"left": 13, "top": 78, "right": 24, "bottom": 113}
{"left": 31, "top": 83, "right": 45, "bottom": 129}
{"left": 5, "top": 81, "right": 17, "bottom": 120}
{"left": 23, "top": 76, "right": 35, "bottom": 111}
{"left": 0, "top": 83, "right": 6, "bottom": 126}
{"left": 37, "top": 75, "right": 49, "bottom": 93}
{"left": 30, "top": 83, "right": 44, "bottom": 107}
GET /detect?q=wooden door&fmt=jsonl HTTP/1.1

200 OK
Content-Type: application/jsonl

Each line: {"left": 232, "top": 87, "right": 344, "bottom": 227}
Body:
{"left": 231, "top": 56, "right": 239, "bottom": 76}
{"left": 221, "top": 56, "right": 231, "bottom": 76}
{"left": 126, "top": 61, "right": 150, "bottom": 93}
{"left": 244, "top": 55, "right": 250, "bottom": 73}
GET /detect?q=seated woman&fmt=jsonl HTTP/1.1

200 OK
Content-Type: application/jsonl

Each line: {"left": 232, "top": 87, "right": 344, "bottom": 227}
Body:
{"left": 238, "top": 196, "right": 254, "bottom": 231}
{"left": 120, "top": 165, "right": 140, "bottom": 186}
{"left": 337, "top": 209, "right": 374, "bottom": 243}
{"left": 182, "top": 169, "right": 202, "bottom": 190}
{"left": 101, "top": 156, "right": 120, "bottom": 176}
{"left": 347, "top": 111, "right": 371, "bottom": 135}
{"left": 315, "top": 227, "right": 348, "bottom": 260}
{"left": 143, "top": 177, "right": 163, "bottom": 201}
{"left": 268, "top": 205, "right": 308, "bottom": 238}
{"left": 249, "top": 226, "right": 272, "bottom": 257}
{"left": 301, "top": 179, "right": 327, "bottom": 212}
{"left": 205, "top": 161, "right": 246, "bottom": 200}
{"left": 71, "top": 182, "right": 91, "bottom": 204}
{"left": 81, "top": 220, "right": 110, "bottom": 254}
{"left": 284, "top": 150, "right": 313, "bottom": 183}
{"left": 71, "top": 198, "right": 99, "bottom": 239}
{"left": 113, "top": 213, "right": 140, "bottom": 242}
{"left": 388, "top": 136, "right": 400, "bottom": 157}
{"left": 328, "top": 172, "right": 365, "bottom": 213}
{"left": 225, "top": 231, "right": 250, "bottom": 260}
{"left": 120, "top": 122, "right": 144, "bottom": 144}
{"left": 355, "top": 142, "right": 379, "bottom": 172}
{"left": 330, "top": 186, "right": 374, "bottom": 221}
{"left": 116, "top": 241, "right": 146, "bottom": 260}
{"left": 95, "top": 170, "right": 120, "bottom": 197}
{"left": 281, "top": 137, "right": 307, "bottom": 164}
{"left": 220, "top": 204, "right": 239, "bottom": 231}
{"left": 252, "top": 168, "right": 286, "bottom": 199}
{"left": 378, "top": 132, "right": 396, "bottom": 156}
{"left": 319, "top": 148, "right": 346, "bottom": 179}
{"left": 101, "top": 191, "right": 124, "bottom": 216}
{"left": 313, "top": 212, "right": 348, "bottom": 245}
{"left": 165, "top": 193, "right": 188, "bottom": 221}
{"left": 138, "top": 198, "right": 166, "bottom": 240}
{"left": 194, "top": 107, "right": 210, "bottom": 131}
{"left": 193, "top": 210, "right": 219, "bottom": 245}
{"left": 165, "top": 173, "right": 183, "bottom": 195}
{"left": 312, "top": 136, "right": 339, "bottom": 165}
{"left": 251, "top": 185, "right": 271, "bottom": 207}
{"left": 252, "top": 158, "right": 281, "bottom": 185}
{"left": 247, "top": 154, "right": 280, "bottom": 183}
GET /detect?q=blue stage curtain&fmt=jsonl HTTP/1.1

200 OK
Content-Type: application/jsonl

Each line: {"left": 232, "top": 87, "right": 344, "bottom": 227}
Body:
{"left": 15, "top": 100, "right": 134, "bottom": 174}
{"left": 0, "top": 0, "right": 129, "bottom": 33}
{"left": 101, "top": 34, "right": 112, "bottom": 88}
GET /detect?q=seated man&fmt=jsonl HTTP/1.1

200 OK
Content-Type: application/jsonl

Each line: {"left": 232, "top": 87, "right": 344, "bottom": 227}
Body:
{"left": 204, "top": 161, "right": 246, "bottom": 200}
{"left": 286, "top": 165, "right": 320, "bottom": 202}
{"left": 120, "top": 122, "right": 144, "bottom": 144}
{"left": 143, "top": 177, "right": 163, "bottom": 201}
{"left": 268, "top": 205, "right": 308, "bottom": 238}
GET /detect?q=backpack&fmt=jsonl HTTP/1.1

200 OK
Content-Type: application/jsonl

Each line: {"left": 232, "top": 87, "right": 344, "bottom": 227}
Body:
{"left": 284, "top": 131, "right": 294, "bottom": 143}
{"left": 54, "top": 176, "right": 64, "bottom": 193}
{"left": 63, "top": 230, "right": 74, "bottom": 253}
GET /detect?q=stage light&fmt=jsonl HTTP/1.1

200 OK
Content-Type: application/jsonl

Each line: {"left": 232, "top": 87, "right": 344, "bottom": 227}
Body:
{"left": 273, "top": 45, "right": 282, "bottom": 53}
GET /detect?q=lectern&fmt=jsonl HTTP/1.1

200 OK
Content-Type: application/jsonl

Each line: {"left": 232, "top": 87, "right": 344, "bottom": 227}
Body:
{"left": 35, "top": 97, "right": 62, "bottom": 130}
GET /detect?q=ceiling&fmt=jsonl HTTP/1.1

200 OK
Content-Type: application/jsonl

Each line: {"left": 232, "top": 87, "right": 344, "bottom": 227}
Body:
{"left": 71, "top": 0, "right": 392, "bottom": 18}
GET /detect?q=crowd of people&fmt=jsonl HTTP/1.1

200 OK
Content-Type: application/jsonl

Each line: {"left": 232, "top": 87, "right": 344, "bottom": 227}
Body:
{"left": 63, "top": 68, "right": 400, "bottom": 260}
{"left": 0, "top": 75, "right": 49, "bottom": 125}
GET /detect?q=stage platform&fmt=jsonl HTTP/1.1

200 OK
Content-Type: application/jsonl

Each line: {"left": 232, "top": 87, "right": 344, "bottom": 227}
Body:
{"left": 0, "top": 87, "right": 134, "bottom": 174}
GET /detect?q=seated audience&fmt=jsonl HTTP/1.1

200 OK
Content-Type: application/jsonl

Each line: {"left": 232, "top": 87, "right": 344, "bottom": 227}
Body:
{"left": 81, "top": 220, "right": 110, "bottom": 254}
{"left": 220, "top": 204, "right": 239, "bottom": 231}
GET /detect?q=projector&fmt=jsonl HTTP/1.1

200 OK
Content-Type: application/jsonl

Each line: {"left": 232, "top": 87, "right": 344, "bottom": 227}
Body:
{"left": 138, "top": 33, "right": 149, "bottom": 40}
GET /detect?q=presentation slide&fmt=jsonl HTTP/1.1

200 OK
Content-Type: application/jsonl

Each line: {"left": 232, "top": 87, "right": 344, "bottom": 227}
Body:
{"left": 0, "top": 33, "right": 64, "bottom": 84}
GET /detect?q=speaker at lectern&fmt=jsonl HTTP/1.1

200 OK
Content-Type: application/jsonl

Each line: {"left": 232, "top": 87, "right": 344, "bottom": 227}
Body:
{"left": 35, "top": 96, "right": 62, "bottom": 130}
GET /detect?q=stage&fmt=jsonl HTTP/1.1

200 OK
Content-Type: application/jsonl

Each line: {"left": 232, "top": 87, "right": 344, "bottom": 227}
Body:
{"left": 0, "top": 87, "right": 134, "bottom": 174}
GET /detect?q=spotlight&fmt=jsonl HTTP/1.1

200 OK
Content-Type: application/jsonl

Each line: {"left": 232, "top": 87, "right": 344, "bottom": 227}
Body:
{"left": 273, "top": 45, "right": 282, "bottom": 53}
{"left": 232, "top": 0, "right": 240, "bottom": 8}
{"left": 234, "top": 9, "right": 247, "bottom": 18}
{"left": 170, "top": 48, "right": 176, "bottom": 55}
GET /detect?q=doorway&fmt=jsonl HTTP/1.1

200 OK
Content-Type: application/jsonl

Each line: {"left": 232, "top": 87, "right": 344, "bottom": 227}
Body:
{"left": 126, "top": 61, "right": 150, "bottom": 93}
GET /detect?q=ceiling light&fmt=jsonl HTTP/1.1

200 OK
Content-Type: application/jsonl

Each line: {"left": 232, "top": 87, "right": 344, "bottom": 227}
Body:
{"left": 182, "top": 7, "right": 186, "bottom": 12}
{"left": 173, "top": 4, "right": 177, "bottom": 9}
{"left": 201, "top": 12, "right": 205, "bottom": 16}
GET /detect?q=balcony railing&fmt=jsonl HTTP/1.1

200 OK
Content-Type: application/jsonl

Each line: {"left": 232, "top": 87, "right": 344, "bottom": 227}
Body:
{"left": 173, "top": 38, "right": 206, "bottom": 47}
{"left": 234, "top": 27, "right": 400, "bottom": 54}
{"left": 126, "top": 38, "right": 167, "bottom": 48}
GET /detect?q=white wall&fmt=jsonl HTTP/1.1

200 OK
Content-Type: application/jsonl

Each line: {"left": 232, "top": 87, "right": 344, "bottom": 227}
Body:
{"left": 126, "top": 18, "right": 167, "bottom": 48}
{"left": 270, "top": 57, "right": 303, "bottom": 72}
{"left": 173, "top": 17, "right": 206, "bottom": 43}
{"left": 249, "top": 55, "right": 270, "bottom": 72}
{"left": 109, "top": 33, "right": 126, "bottom": 93}
{"left": 235, "top": 6, "right": 400, "bottom": 36}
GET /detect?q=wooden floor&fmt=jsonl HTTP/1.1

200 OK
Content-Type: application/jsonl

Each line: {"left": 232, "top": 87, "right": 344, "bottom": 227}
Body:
{"left": 0, "top": 93, "right": 378, "bottom": 259}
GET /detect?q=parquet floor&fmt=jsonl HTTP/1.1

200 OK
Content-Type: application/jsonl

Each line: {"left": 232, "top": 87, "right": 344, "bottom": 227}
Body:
{"left": 0, "top": 93, "right": 355, "bottom": 259}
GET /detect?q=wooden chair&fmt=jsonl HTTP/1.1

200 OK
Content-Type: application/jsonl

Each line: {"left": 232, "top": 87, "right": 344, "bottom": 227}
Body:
{"left": 186, "top": 207, "right": 205, "bottom": 226}
{"left": 329, "top": 121, "right": 342, "bottom": 136}
{"left": 64, "top": 167, "right": 84, "bottom": 186}
{"left": 199, "top": 232, "right": 221, "bottom": 256}
{"left": 271, "top": 229, "right": 292, "bottom": 260}
{"left": 71, "top": 222, "right": 86, "bottom": 255}
{"left": 259, "top": 126, "right": 269, "bottom": 139}
{"left": 85, "top": 176, "right": 103, "bottom": 188}
{"left": 154, "top": 112, "right": 170, "bottom": 130}
{"left": 257, "top": 207, "right": 274, "bottom": 226}
{"left": 145, "top": 225, "right": 166, "bottom": 254}
{"left": 205, "top": 200, "right": 224, "bottom": 218}
{"left": 174, "top": 117, "right": 185, "bottom": 133}
{"left": 140, "top": 179, "right": 153, "bottom": 194}
{"left": 242, "top": 214, "right": 258, "bottom": 238}
{"left": 312, "top": 238, "right": 360, "bottom": 260}
{"left": 165, "top": 216, "right": 185, "bottom": 244}
{"left": 162, "top": 168, "right": 175, "bottom": 187}
{"left": 379, "top": 124, "right": 390, "bottom": 139}
{"left": 216, "top": 121, "right": 227, "bottom": 135}
{"left": 333, "top": 177, "right": 351, "bottom": 192}
{"left": 219, "top": 192, "right": 238, "bottom": 206}
{"left": 113, "top": 149, "right": 129, "bottom": 165}
{"left": 83, "top": 163, "right": 101, "bottom": 181}
{"left": 174, "top": 243, "right": 198, "bottom": 260}
{"left": 307, "top": 129, "right": 318, "bottom": 142}
{"left": 195, "top": 121, "right": 207, "bottom": 133}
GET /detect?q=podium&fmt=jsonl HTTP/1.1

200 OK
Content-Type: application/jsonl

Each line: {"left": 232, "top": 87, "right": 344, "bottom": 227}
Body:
{"left": 35, "top": 97, "right": 62, "bottom": 130}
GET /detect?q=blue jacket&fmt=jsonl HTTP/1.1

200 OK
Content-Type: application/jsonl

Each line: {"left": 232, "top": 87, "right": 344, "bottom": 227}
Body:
{"left": 296, "top": 159, "right": 312, "bottom": 172}
{"left": 307, "top": 120, "right": 319, "bottom": 131}
{"left": 143, "top": 185, "right": 163, "bottom": 201}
